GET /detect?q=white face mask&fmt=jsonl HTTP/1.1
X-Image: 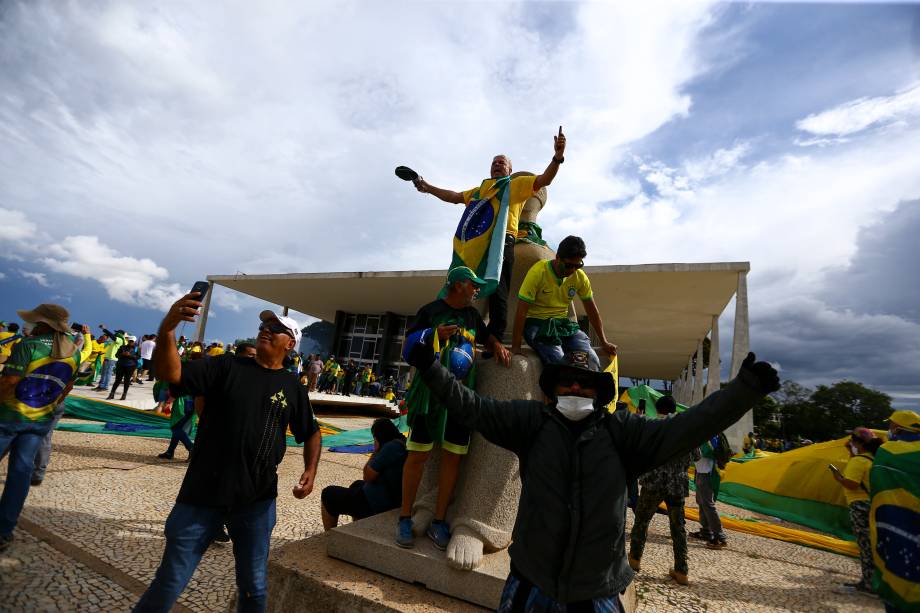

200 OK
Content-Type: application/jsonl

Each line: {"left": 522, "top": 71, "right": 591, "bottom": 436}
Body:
{"left": 556, "top": 395, "right": 596, "bottom": 421}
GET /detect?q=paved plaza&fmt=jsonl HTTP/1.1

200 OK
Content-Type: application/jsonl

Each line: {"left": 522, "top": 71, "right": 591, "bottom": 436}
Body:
{"left": 1, "top": 424, "right": 881, "bottom": 612}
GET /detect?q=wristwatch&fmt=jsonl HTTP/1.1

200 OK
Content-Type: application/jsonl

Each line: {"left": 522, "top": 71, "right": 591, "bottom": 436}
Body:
{"left": 553, "top": 156, "right": 564, "bottom": 164}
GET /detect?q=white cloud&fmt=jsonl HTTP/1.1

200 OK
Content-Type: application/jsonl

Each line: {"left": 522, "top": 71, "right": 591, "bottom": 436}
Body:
{"left": 0, "top": 208, "right": 39, "bottom": 245}
{"left": 41, "top": 235, "right": 183, "bottom": 310}
{"left": 795, "top": 82, "right": 920, "bottom": 138}
{"left": 0, "top": 271, "right": 6, "bottom": 280}
{"left": 19, "top": 270, "right": 50, "bottom": 287}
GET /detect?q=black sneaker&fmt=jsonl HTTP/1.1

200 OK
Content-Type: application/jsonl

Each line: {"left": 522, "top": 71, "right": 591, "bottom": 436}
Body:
{"left": 213, "top": 527, "right": 231, "bottom": 544}
{"left": 30, "top": 478, "right": 43, "bottom": 486}
{"left": 0, "top": 533, "right": 12, "bottom": 553}
{"left": 688, "top": 530, "right": 709, "bottom": 541}
{"left": 157, "top": 452, "right": 174, "bottom": 460}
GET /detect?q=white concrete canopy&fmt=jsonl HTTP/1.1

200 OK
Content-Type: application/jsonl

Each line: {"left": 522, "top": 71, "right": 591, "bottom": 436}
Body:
{"left": 209, "top": 261, "right": 748, "bottom": 381}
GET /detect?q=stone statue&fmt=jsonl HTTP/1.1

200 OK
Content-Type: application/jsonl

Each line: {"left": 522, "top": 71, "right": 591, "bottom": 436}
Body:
{"left": 411, "top": 173, "right": 556, "bottom": 570}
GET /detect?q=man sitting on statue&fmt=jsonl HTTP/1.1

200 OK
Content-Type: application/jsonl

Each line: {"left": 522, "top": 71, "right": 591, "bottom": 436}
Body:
{"left": 511, "top": 235, "right": 617, "bottom": 370}
{"left": 397, "top": 266, "right": 511, "bottom": 550}
{"left": 402, "top": 334, "right": 779, "bottom": 610}
{"left": 411, "top": 126, "right": 567, "bottom": 341}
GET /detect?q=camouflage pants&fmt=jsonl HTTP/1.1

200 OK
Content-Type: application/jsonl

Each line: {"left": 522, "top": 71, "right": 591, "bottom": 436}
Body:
{"left": 629, "top": 488, "right": 688, "bottom": 574}
{"left": 849, "top": 500, "right": 873, "bottom": 588}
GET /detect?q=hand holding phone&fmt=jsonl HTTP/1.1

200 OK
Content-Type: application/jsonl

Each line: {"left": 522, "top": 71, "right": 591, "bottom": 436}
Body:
{"left": 828, "top": 464, "right": 842, "bottom": 477}
{"left": 190, "top": 281, "right": 210, "bottom": 300}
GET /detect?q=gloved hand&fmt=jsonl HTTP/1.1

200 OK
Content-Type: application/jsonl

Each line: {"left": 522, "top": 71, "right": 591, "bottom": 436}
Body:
{"left": 406, "top": 339, "right": 436, "bottom": 371}
{"left": 740, "top": 352, "right": 780, "bottom": 394}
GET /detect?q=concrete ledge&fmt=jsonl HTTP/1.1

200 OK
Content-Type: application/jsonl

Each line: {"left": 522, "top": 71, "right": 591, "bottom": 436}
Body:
{"left": 326, "top": 510, "right": 507, "bottom": 609}
{"left": 266, "top": 531, "right": 486, "bottom": 612}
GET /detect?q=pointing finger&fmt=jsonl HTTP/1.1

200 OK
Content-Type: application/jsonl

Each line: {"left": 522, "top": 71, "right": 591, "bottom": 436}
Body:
{"left": 558, "top": 125, "right": 563, "bottom": 136}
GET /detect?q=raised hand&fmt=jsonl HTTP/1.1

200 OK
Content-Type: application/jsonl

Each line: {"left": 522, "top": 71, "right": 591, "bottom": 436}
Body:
{"left": 554, "top": 126, "right": 566, "bottom": 159}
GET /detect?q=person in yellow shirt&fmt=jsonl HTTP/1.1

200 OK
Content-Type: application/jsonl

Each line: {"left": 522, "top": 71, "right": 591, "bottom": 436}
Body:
{"left": 511, "top": 236, "right": 617, "bottom": 371}
{"left": 0, "top": 323, "right": 23, "bottom": 373}
{"left": 411, "top": 126, "right": 567, "bottom": 341}
{"left": 831, "top": 427, "right": 882, "bottom": 595}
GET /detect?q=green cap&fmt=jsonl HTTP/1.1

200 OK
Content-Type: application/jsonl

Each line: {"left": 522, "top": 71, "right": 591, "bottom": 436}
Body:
{"left": 446, "top": 266, "right": 487, "bottom": 286}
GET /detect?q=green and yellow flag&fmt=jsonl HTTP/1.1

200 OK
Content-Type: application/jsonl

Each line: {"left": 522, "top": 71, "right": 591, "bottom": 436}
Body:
{"left": 869, "top": 439, "right": 920, "bottom": 611}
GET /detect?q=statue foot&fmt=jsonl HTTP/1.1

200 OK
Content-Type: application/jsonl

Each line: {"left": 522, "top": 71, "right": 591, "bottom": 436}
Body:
{"left": 446, "top": 526, "right": 484, "bottom": 570}
{"left": 411, "top": 508, "right": 434, "bottom": 538}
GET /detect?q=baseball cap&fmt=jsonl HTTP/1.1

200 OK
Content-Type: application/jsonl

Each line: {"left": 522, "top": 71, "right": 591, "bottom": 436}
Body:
{"left": 259, "top": 310, "right": 302, "bottom": 345}
{"left": 447, "top": 266, "right": 487, "bottom": 287}
{"left": 889, "top": 410, "right": 920, "bottom": 433}
{"left": 539, "top": 350, "right": 617, "bottom": 406}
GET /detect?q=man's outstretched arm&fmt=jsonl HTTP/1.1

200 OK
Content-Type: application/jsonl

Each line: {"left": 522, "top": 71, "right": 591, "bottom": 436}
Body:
{"left": 154, "top": 292, "right": 204, "bottom": 384}
{"left": 583, "top": 299, "right": 617, "bottom": 356}
{"left": 533, "top": 126, "right": 566, "bottom": 191}
{"left": 414, "top": 179, "right": 465, "bottom": 204}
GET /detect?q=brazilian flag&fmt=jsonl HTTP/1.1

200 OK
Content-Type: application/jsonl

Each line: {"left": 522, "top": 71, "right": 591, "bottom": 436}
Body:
{"left": 869, "top": 439, "right": 920, "bottom": 611}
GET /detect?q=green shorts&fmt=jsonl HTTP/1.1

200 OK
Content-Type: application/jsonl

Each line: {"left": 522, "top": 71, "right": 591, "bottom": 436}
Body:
{"left": 406, "top": 413, "right": 471, "bottom": 455}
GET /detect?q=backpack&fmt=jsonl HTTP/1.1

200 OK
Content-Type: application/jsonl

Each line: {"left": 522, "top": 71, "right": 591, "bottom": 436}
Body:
{"left": 713, "top": 432, "right": 734, "bottom": 469}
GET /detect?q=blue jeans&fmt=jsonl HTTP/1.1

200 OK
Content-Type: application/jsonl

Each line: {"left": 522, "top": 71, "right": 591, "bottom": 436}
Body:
{"left": 32, "top": 403, "right": 67, "bottom": 481}
{"left": 134, "top": 498, "right": 276, "bottom": 613}
{"left": 0, "top": 421, "right": 51, "bottom": 536}
{"left": 165, "top": 412, "right": 194, "bottom": 455}
{"left": 523, "top": 323, "right": 600, "bottom": 370}
{"left": 98, "top": 359, "right": 116, "bottom": 389}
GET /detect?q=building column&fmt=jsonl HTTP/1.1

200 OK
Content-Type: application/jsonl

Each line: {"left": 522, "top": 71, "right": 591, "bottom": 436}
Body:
{"left": 692, "top": 338, "right": 705, "bottom": 404}
{"left": 705, "top": 314, "right": 720, "bottom": 397}
{"left": 726, "top": 270, "right": 752, "bottom": 451}
{"left": 195, "top": 281, "right": 214, "bottom": 344}
{"left": 332, "top": 310, "right": 347, "bottom": 358}
{"left": 378, "top": 311, "right": 399, "bottom": 376}
{"left": 730, "top": 271, "right": 750, "bottom": 378}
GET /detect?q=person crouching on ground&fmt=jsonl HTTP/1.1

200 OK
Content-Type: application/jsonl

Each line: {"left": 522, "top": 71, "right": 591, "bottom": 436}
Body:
{"left": 628, "top": 395, "right": 693, "bottom": 585}
{"left": 321, "top": 418, "right": 407, "bottom": 530}
{"left": 402, "top": 337, "right": 778, "bottom": 609}
{"left": 133, "top": 295, "right": 321, "bottom": 613}
{"left": 831, "top": 427, "right": 882, "bottom": 595}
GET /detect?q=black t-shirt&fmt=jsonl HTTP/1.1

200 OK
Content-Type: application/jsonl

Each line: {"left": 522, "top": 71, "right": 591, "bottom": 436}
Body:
{"left": 408, "top": 299, "right": 490, "bottom": 343}
{"left": 176, "top": 354, "right": 319, "bottom": 508}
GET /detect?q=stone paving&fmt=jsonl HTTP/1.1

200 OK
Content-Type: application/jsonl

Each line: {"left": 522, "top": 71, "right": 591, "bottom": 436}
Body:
{"left": 1, "top": 428, "right": 882, "bottom": 612}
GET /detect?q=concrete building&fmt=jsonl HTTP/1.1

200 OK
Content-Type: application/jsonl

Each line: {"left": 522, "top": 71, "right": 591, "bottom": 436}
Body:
{"left": 198, "top": 261, "right": 753, "bottom": 447}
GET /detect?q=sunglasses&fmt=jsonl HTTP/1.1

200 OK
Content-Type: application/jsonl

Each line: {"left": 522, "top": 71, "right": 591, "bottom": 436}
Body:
{"left": 259, "top": 321, "right": 293, "bottom": 338}
{"left": 556, "top": 370, "right": 596, "bottom": 388}
{"left": 562, "top": 260, "right": 584, "bottom": 271}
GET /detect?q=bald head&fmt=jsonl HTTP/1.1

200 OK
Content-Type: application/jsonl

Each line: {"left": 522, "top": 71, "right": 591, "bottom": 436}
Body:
{"left": 490, "top": 155, "right": 511, "bottom": 178}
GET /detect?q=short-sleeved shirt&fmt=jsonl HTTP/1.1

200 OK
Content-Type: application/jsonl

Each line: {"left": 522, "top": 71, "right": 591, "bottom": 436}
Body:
{"left": 461, "top": 175, "right": 536, "bottom": 237}
{"left": 363, "top": 439, "right": 407, "bottom": 513}
{"left": 843, "top": 454, "right": 872, "bottom": 505}
{"left": 177, "top": 354, "right": 319, "bottom": 508}
{"left": 0, "top": 334, "right": 82, "bottom": 424}
{"left": 517, "top": 259, "right": 593, "bottom": 320}
{"left": 408, "top": 299, "right": 491, "bottom": 347}
{"left": 140, "top": 340, "right": 156, "bottom": 360}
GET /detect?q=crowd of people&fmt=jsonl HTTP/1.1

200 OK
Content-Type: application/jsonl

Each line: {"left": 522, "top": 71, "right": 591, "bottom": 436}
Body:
{"left": 304, "top": 354, "right": 401, "bottom": 401}
{"left": 2, "top": 129, "right": 917, "bottom": 613}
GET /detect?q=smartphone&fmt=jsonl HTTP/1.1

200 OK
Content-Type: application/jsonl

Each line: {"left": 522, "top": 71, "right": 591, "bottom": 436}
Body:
{"left": 190, "top": 281, "right": 210, "bottom": 300}
{"left": 828, "top": 464, "right": 842, "bottom": 476}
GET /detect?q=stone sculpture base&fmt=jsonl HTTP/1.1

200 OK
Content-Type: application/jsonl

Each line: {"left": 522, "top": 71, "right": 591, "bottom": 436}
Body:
{"left": 266, "top": 529, "right": 486, "bottom": 613}
{"left": 323, "top": 510, "right": 637, "bottom": 612}
{"left": 326, "top": 510, "right": 507, "bottom": 609}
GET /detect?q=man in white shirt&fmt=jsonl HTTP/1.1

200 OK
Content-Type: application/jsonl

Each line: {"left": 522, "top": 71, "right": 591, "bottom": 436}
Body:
{"left": 139, "top": 335, "right": 157, "bottom": 381}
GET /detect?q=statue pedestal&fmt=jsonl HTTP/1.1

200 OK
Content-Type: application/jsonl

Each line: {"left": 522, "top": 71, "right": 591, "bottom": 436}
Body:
{"left": 266, "top": 527, "right": 485, "bottom": 612}
{"left": 326, "top": 510, "right": 507, "bottom": 609}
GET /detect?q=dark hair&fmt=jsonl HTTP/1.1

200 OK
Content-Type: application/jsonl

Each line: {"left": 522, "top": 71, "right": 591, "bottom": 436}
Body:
{"left": 655, "top": 395, "right": 677, "bottom": 415}
{"left": 557, "top": 235, "right": 587, "bottom": 260}
{"left": 7, "top": 323, "right": 19, "bottom": 332}
{"left": 859, "top": 438, "right": 883, "bottom": 455}
{"left": 235, "top": 342, "right": 256, "bottom": 355}
{"left": 371, "top": 418, "right": 404, "bottom": 445}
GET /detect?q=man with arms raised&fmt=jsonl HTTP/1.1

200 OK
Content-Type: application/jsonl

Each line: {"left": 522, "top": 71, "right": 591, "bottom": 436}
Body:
{"left": 134, "top": 293, "right": 321, "bottom": 613}
{"left": 402, "top": 338, "right": 779, "bottom": 610}
{"left": 413, "top": 127, "right": 567, "bottom": 341}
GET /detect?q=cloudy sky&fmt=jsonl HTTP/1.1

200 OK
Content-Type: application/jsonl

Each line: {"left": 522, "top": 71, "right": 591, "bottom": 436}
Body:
{"left": 1, "top": 1, "right": 919, "bottom": 405}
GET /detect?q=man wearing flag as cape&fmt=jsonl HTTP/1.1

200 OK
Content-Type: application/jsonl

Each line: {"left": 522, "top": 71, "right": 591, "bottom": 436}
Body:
{"left": 412, "top": 126, "right": 567, "bottom": 341}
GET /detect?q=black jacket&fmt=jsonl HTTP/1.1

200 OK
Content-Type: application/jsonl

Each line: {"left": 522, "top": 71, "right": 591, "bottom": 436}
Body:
{"left": 420, "top": 362, "right": 765, "bottom": 602}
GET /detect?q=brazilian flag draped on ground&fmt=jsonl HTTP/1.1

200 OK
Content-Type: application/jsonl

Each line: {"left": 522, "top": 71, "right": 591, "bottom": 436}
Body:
{"left": 869, "top": 439, "right": 920, "bottom": 611}
{"left": 444, "top": 175, "right": 511, "bottom": 298}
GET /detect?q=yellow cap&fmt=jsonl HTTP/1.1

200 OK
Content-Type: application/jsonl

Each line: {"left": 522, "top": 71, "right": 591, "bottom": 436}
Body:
{"left": 889, "top": 410, "right": 920, "bottom": 432}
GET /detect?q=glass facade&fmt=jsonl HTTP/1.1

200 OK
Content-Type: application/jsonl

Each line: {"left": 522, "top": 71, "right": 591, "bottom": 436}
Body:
{"left": 333, "top": 311, "right": 413, "bottom": 388}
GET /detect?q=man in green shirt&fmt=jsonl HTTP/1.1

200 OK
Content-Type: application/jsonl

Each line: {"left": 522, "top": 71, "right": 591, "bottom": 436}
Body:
{"left": 0, "top": 304, "right": 83, "bottom": 552}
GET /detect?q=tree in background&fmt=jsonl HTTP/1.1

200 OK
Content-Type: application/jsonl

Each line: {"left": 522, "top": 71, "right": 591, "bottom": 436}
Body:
{"left": 754, "top": 380, "right": 892, "bottom": 443}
